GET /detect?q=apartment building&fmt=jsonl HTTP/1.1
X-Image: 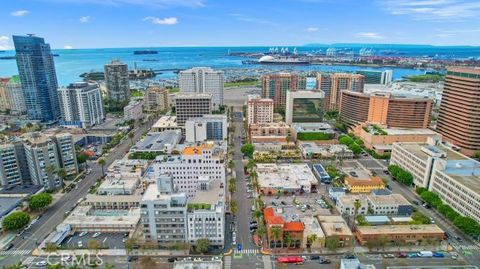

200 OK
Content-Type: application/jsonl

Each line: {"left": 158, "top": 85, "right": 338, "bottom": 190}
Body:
{"left": 340, "top": 91, "right": 433, "bottom": 129}
{"left": 246, "top": 94, "right": 274, "bottom": 125}
{"left": 152, "top": 142, "right": 225, "bottom": 197}
{"left": 0, "top": 78, "right": 10, "bottom": 112}
{"left": 248, "top": 122, "right": 291, "bottom": 143}
{"left": 178, "top": 67, "right": 224, "bottom": 110}
{"left": 104, "top": 59, "right": 130, "bottom": 102}
{"left": 0, "top": 140, "right": 30, "bottom": 186}
{"left": 262, "top": 73, "right": 303, "bottom": 110}
{"left": 175, "top": 93, "right": 213, "bottom": 126}
{"left": 144, "top": 86, "right": 169, "bottom": 113}
{"left": 356, "top": 70, "right": 393, "bottom": 85}
{"left": 344, "top": 177, "right": 385, "bottom": 193}
{"left": 185, "top": 115, "right": 228, "bottom": 142}
{"left": 124, "top": 100, "right": 144, "bottom": 121}
{"left": 58, "top": 82, "right": 105, "bottom": 128}
{"left": 327, "top": 73, "right": 364, "bottom": 111}
{"left": 5, "top": 76, "right": 26, "bottom": 115}
{"left": 391, "top": 141, "right": 480, "bottom": 222}
{"left": 366, "top": 193, "right": 412, "bottom": 216}
{"left": 436, "top": 67, "right": 480, "bottom": 156}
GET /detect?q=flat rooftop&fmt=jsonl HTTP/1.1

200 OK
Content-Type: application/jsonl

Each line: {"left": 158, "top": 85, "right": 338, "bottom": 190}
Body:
{"left": 256, "top": 163, "right": 317, "bottom": 189}
{"left": 292, "top": 123, "right": 334, "bottom": 133}
{"left": 63, "top": 206, "right": 140, "bottom": 227}
{"left": 303, "top": 215, "right": 326, "bottom": 239}
{"left": 0, "top": 197, "right": 23, "bottom": 217}
{"left": 152, "top": 116, "right": 178, "bottom": 128}
{"left": 97, "top": 176, "right": 139, "bottom": 192}
{"left": 357, "top": 224, "right": 444, "bottom": 235}
{"left": 317, "top": 215, "right": 353, "bottom": 237}
{"left": 367, "top": 193, "right": 410, "bottom": 206}
{"left": 131, "top": 130, "right": 182, "bottom": 152}
{"left": 394, "top": 142, "right": 469, "bottom": 162}
{"left": 85, "top": 194, "right": 142, "bottom": 203}
{"left": 189, "top": 178, "right": 225, "bottom": 206}
{"left": 383, "top": 128, "right": 440, "bottom": 136}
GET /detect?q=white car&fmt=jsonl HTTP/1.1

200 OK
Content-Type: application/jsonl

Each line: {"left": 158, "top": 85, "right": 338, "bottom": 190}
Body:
{"left": 78, "top": 241, "right": 83, "bottom": 248}
{"left": 92, "top": 232, "right": 101, "bottom": 238}
{"left": 79, "top": 232, "right": 87, "bottom": 237}
{"left": 35, "top": 261, "right": 48, "bottom": 267}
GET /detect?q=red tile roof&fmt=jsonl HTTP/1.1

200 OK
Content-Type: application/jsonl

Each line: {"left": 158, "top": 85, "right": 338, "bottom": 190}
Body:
{"left": 284, "top": 221, "right": 305, "bottom": 232}
{"left": 264, "top": 207, "right": 284, "bottom": 225}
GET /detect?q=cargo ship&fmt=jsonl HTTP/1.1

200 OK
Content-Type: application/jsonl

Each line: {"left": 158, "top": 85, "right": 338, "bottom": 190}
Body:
{"left": 243, "top": 55, "right": 310, "bottom": 65}
{"left": 133, "top": 50, "right": 158, "bottom": 55}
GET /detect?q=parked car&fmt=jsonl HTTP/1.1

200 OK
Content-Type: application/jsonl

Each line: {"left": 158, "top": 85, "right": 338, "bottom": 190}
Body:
{"left": 79, "top": 231, "right": 87, "bottom": 237}
{"left": 92, "top": 232, "right": 101, "bottom": 238}
{"left": 383, "top": 254, "right": 395, "bottom": 259}
{"left": 78, "top": 241, "right": 83, "bottom": 248}
{"left": 310, "top": 255, "right": 320, "bottom": 260}
{"left": 4, "top": 243, "right": 14, "bottom": 251}
{"left": 319, "top": 258, "right": 331, "bottom": 264}
{"left": 35, "top": 261, "right": 48, "bottom": 267}
{"left": 397, "top": 253, "right": 407, "bottom": 258}
{"left": 433, "top": 252, "right": 445, "bottom": 258}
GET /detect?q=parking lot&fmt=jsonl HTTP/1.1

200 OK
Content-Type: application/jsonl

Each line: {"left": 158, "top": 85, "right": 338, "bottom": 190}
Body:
{"left": 261, "top": 193, "right": 333, "bottom": 221}
{"left": 61, "top": 232, "right": 127, "bottom": 250}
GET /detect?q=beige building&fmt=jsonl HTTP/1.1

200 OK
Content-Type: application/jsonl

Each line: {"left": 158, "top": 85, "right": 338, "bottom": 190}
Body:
{"left": 327, "top": 73, "right": 364, "bottom": 111}
{"left": 391, "top": 141, "right": 480, "bottom": 222}
{"left": 84, "top": 194, "right": 141, "bottom": 210}
{"left": 151, "top": 116, "right": 182, "bottom": 132}
{"left": 144, "top": 86, "right": 169, "bottom": 113}
{"left": 336, "top": 195, "right": 369, "bottom": 216}
{"left": 352, "top": 124, "right": 441, "bottom": 154}
{"left": 436, "top": 67, "right": 480, "bottom": 156}
{"left": 0, "top": 78, "right": 11, "bottom": 112}
{"left": 256, "top": 163, "right": 318, "bottom": 195}
{"left": 302, "top": 216, "right": 326, "bottom": 249}
{"left": 356, "top": 224, "right": 445, "bottom": 246}
{"left": 247, "top": 94, "right": 274, "bottom": 125}
{"left": 249, "top": 122, "right": 290, "bottom": 143}
{"left": 317, "top": 215, "right": 354, "bottom": 248}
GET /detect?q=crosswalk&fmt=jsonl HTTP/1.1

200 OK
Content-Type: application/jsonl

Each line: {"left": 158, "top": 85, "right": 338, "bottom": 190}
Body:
{"left": 262, "top": 255, "right": 272, "bottom": 269}
{"left": 22, "top": 257, "right": 35, "bottom": 265}
{"left": 234, "top": 249, "right": 259, "bottom": 255}
{"left": 224, "top": 256, "right": 231, "bottom": 269}
{"left": 456, "top": 244, "right": 480, "bottom": 250}
{"left": 0, "top": 250, "right": 31, "bottom": 256}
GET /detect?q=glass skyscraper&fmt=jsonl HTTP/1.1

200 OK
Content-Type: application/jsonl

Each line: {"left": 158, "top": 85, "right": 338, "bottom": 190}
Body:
{"left": 13, "top": 34, "right": 61, "bottom": 123}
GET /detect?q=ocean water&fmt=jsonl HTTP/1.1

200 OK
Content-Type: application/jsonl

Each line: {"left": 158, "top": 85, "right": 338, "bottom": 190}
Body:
{"left": 1, "top": 45, "right": 479, "bottom": 86}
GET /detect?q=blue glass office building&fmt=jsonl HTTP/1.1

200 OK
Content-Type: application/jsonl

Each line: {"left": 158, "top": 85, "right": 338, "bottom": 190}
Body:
{"left": 13, "top": 35, "right": 61, "bottom": 123}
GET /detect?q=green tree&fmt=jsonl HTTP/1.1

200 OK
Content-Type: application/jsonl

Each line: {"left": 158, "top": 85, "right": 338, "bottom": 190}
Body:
{"left": 29, "top": 193, "right": 53, "bottom": 211}
{"left": 3, "top": 263, "right": 24, "bottom": 269}
{"left": 128, "top": 132, "right": 135, "bottom": 146}
{"left": 338, "top": 136, "right": 354, "bottom": 146}
{"left": 241, "top": 144, "right": 254, "bottom": 158}
{"left": 325, "top": 236, "right": 340, "bottom": 251}
{"left": 252, "top": 210, "right": 262, "bottom": 220}
{"left": 76, "top": 152, "right": 89, "bottom": 164}
{"left": 283, "top": 233, "right": 292, "bottom": 248}
{"left": 195, "top": 238, "right": 209, "bottom": 254}
{"left": 475, "top": 151, "right": 480, "bottom": 159}
{"left": 57, "top": 168, "right": 68, "bottom": 184}
{"left": 124, "top": 237, "right": 137, "bottom": 254}
{"left": 348, "top": 143, "right": 363, "bottom": 155}
{"left": 306, "top": 234, "right": 318, "bottom": 248}
{"left": 416, "top": 187, "right": 428, "bottom": 195}
{"left": 256, "top": 224, "right": 266, "bottom": 239}
{"left": 87, "top": 239, "right": 101, "bottom": 251}
{"left": 270, "top": 226, "right": 282, "bottom": 247}
{"left": 2, "top": 211, "right": 30, "bottom": 230}
{"left": 45, "top": 164, "right": 57, "bottom": 177}
{"left": 230, "top": 200, "right": 237, "bottom": 215}
{"left": 46, "top": 265, "right": 63, "bottom": 269}
{"left": 45, "top": 242, "right": 59, "bottom": 253}
{"left": 97, "top": 158, "right": 106, "bottom": 177}
{"left": 420, "top": 191, "right": 442, "bottom": 208}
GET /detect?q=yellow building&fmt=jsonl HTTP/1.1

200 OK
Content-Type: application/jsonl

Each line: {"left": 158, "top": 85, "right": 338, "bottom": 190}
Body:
{"left": 344, "top": 177, "right": 385, "bottom": 193}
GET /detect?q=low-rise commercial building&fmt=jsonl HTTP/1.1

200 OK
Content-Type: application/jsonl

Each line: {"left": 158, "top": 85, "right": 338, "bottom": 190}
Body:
{"left": 130, "top": 130, "right": 182, "bottom": 154}
{"left": 291, "top": 123, "right": 335, "bottom": 141}
{"left": 299, "top": 142, "right": 353, "bottom": 159}
{"left": 264, "top": 207, "right": 304, "bottom": 249}
{"left": 84, "top": 194, "right": 141, "bottom": 210}
{"left": 63, "top": 206, "right": 140, "bottom": 232}
{"left": 317, "top": 215, "right": 354, "bottom": 248}
{"left": 256, "top": 163, "right": 318, "bottom": 195}
{"left": 249, "top": 122, "right": 290, "bottom": 143}
{"left": 302, "top": 216, "right": 326, "bottom": 249}
{"left": 328, "top": 187, "right": 346, "bottom": 203}
{"left": 344, "top": 177, "right": 385, "bottom": 193}
{"left": 151, "top": 116, "right": 182, "bottom": 132}
{"left": 352, "top": 124, "right": 441, "bottom": 154}
{"left": 185, "top": 115, "right": 227, "bottom": 142}
{"left": 355, "top": 224, "right": 445, "bottom": 245}
{"left": 336, "top": 195, "right": 369, "bottom": 216}
{"left": 366, "top": 193, "right": 412, "bottom": 216}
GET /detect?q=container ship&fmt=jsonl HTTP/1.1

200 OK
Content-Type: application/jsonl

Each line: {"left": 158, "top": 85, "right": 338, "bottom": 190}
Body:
{"left": 133, "top": 50, "right": 158, "bottom": 55}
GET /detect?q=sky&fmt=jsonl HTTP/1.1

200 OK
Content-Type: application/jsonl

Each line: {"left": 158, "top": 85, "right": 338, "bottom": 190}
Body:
{"left": 1, "top": 0, "right": 480, "bottom": 49}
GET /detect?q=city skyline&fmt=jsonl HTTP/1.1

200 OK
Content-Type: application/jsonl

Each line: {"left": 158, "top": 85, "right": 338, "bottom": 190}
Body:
{"left": 2, "top": 0, "right": 480, "bottom": 49}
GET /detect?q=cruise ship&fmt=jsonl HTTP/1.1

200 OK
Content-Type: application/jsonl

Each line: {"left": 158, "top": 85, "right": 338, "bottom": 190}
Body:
{"left": 253, "top": 55, "right": 310, "bottom": 65}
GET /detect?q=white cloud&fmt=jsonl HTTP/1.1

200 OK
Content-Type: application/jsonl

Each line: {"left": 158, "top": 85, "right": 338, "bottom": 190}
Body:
{"left": 0, "top": 36, "right": 12, "bottom": 50}
{"left": 11, "top": 10, "right": 29, "bottom": 17}
{"left": 37, "top": 0, "right": 204, "bottom": 8}
{"left": 306, "top": 27, "right": 318, "bottom": 32}
{"left": 79, "top": 16, "right": 90, "bottom": 23}
{"left": 64, "top": 45, "right": 74, "bottom": 49}
{"left": 143, "top": 16, "right": 178, "bottom": 25}
{"left": 378, "top": 0, "right": 480, "bottom": 21}
{"left": 354, "top": 32, "right": 384, "bottom": 39}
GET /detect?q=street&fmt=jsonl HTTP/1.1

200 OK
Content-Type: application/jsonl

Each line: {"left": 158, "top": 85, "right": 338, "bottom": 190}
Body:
{"left": 0, "top": 119, "right": 154, "bottom": 268}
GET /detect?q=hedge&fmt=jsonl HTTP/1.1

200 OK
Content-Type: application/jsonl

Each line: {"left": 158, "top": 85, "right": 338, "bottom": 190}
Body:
{"left": 297, "top": 132, "right": 334, "bottom": 141}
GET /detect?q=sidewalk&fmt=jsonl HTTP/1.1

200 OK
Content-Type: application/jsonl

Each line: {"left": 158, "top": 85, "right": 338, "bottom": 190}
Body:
{"left": 34, "top": 248, "right": 189, "bottom": 257}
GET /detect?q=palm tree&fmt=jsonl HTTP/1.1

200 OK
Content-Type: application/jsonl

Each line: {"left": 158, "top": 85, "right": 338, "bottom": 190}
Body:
{"left": 57, "top": 168, "right": 68, "bottom": 188}
{"left": 97, "top": 158, "right": 106, "bottom": 177}
{"left": 256, "top": 225, "right": 266, "bottom": 239}
{"left": 307, "top": 234, "right": 318, "bottom": 249}
{"left": 270, "top": 226, "right": 282, "bottom": 248}
{"left": 353, "top": 199, "right": 362, "bottom": 230}
{"left": 45, "top": 164, "right": 57, "bottom": 176}
{"left": 252, "top": 210, "right": 262, "bottom": 220}
{"left": 283, "top": 233, "right": 292, "bottom": 249}
{"left": 128, "top": 132, "right": 134, "bottom": 146}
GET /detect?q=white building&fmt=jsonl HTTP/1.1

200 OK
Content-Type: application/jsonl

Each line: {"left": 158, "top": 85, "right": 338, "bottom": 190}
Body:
{"left": 58, "top": 82, "right": 105, "bottom": 128}
{"left": 336, "top": 195, "right": 369, "bottom": 216}
{"left": 152, "top": 142, "right": 225, "bottom": 197}
{"left": 178, "top": 67, "right": 224, "bottom": 110}
{"left": 124, "top": 100, "right": 144, "bottom": 121}
{"left": 247, "top": 94, "right": 274, "bottom": 125}
{"left": 175, "top": 93, "right": 213, "bottom": 126}
{"left": 391, "top": 141, "right": 480, "bottom": 222}
{"left": 256, "top": 163, "right": 318, "bottom": 195}
{"left": 285, "top": 90, "right": 325, "bottom": 124}
{"left": 5, "top": 76, "right": 26, "bottom": 115}
{"left": 366, "top": 193, "right": 412, "bottom": 216}
{"left": 185, "top": 115, "right": 228, "bottom": 143}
